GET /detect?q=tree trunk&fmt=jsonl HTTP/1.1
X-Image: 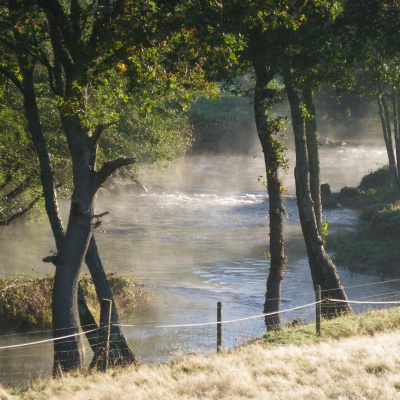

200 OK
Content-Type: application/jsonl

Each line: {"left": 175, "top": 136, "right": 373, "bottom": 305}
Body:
{"left": 253, "top": 58, "right": 286, "bottom": 328}
{"left": 85, "top": 237, "right": 136, "bottom": 365}
{"left": 302, "top": 85, "right": 322, "bottom": 229}
{"left": 284, "top": 70, "right": 351, "bottom": 317}
{"left": 52, "top": 185, "right": 95, "bottom": 372}
{"left": 8, "top": 0, "right": 136, "bottom": 373}
{"left": 376, "top": 85, "right": 400, "bottom": 194}
{"left": 13, "top": 27, "right": 92, "bottom": 372}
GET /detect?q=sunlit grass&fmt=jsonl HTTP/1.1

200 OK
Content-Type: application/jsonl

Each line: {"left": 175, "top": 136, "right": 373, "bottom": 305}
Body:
{"left": 4, "top": 307, "right": 400, "bottom": 399}
{"left": 265, "top": 306, "right": 400, "bottom": 347}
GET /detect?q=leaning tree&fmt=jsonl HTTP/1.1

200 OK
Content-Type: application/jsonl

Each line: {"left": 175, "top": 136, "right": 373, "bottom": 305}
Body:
{"left": 0, "top": 0, "right": 215, "bottom": 372}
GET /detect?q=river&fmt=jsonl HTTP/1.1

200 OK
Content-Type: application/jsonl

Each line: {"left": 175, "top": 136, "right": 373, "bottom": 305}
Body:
{"left": 0, "top": 144, "right": 398, "bottom": 384}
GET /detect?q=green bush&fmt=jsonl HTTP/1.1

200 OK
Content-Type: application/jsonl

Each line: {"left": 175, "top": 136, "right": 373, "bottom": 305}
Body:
{"left": 360, "top": 203, "right": 391, "bottom": 221}
{"left": 328, "top": 224, "right": 400, "bottom": 277}
{"left": 359, "top": 165, "right": 392, "bottom": 191}
{"left": 370, "top": 205, "right": 400, "bottom": 236}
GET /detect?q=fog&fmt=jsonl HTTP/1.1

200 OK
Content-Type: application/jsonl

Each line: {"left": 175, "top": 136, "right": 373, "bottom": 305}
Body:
{"left": 0, "top": 137, "right": 393, "bottom": 379}
{"left": 189, "top": 89, "right": 384, "bottom": 157}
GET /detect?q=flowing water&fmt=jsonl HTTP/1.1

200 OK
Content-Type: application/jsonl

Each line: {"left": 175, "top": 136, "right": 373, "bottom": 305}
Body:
{"left": 0, "top": 144, "right": 398, "bottom": 384}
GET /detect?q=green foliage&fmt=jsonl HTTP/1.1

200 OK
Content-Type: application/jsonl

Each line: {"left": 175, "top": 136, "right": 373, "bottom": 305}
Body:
{"left": 327, "top": 225, "right": 399, "bottom": 276}
{"left": 336, "top": 166, "right": 398, "bottom": 208}
{"left": 101, "top": 100, "right": 193, "bottom": 177}
{"left": 360, "top": 203, "right": 392, "bottom": 221}
{"left": 368, "top": 204, "right": 400, "bottom": 236}
{"left": 0, "top": 85, "right": 43, "bottom": 222}
{"left": 0, "top": 0, "right": 219, "bottom": 225}
{"left": 359, "top": 165, "right": 393, "bottom": 191}
{"left": 320, "top": 217, "right": 329, "bottom": 236}
{"left": 0, "top": 274, "right": 149, "bottom": 331}
{"left": 328, "top": 164, "right": 400, "bottom": 276}
{"left": 188, "top": 94, "right": 255, "bottom": 153}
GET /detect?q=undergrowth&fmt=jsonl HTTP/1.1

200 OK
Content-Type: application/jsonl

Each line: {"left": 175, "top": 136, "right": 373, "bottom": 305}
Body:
{"left": 328, "top": 165, "right": 400, "bottom": 276}
{"left": 0, "top": 274, "right": 149, "bottom": 331}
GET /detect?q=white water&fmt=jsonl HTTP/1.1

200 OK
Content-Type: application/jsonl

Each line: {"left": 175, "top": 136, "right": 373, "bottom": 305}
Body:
{"left": 0, "top": 145, "right": 398, "bottom": 382}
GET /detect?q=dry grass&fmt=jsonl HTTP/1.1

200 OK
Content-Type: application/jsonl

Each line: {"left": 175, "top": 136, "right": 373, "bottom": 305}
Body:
{"left": 0, "top": 274, "right": 149, "bottom": 331}
{"left": 4, "top": 328, "right": 400, "bottom": 399}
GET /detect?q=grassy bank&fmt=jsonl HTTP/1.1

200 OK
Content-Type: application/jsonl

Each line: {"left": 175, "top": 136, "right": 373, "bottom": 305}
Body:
{"left": 0, "top": 274, "right": 149, "bottom": 331}
{"left": 327, "top": 165, "right": 400, "bottom": 277}
{"left": 3, "top": 307, "right": 400, "bottom": 399}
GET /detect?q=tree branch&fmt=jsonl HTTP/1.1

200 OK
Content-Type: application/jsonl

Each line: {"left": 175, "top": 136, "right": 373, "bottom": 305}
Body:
{"left": 89, "top": 122, "right": 117, "bottom": 169}
{"left": 0, "top": 65, "right": 24, "bottom": 94}
{"left": 0, "top": 176, "right": 11, "bottom": 191}
{"left": 4, "top": 175, "right": 36, "bottom": 201}
{"left": 0, "top": 195, "right": 43, "bottom": 226}
{"left": 94, "top": 157, "right": 136, "bottom": 191}
{"left": 32, "top": 49, "right": 58, "bottom": 95}
{"left": 86, "top": 0, "right": 126, "bottom": 62}
{"left": 45, "top": 12, "right": 74, "bottom": 72}
{"left": 91, "top": 123, "right": 115, "bottom": 151}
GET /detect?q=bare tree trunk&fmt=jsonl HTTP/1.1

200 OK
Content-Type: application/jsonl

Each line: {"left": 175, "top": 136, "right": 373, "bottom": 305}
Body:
{"left": 303, "top": 85, "right": 322, "bottom": 229}
{"left": 51, "top": 131, "right": 95, "bottom": 371}
{"left": 376, "top": 79, "right": 400, "bottom": 194}
{"left": 284, "top": 70, "right": 352, "bottom": 317}
{"left": 85, "top": 237, "right": 136, "bottom": 365}
{"left": 253, "top": 57, "right": 286, "bottom": 328}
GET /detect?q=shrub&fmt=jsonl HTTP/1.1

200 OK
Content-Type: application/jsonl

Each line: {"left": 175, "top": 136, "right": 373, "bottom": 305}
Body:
{"left": 370, "top": 205, "right": 400, "bottom": 236}
{"left": 359, "top": 165, "right": 392, "bottom": 191}
{"left": 360, "top": 203, "right": 391, "bottom": 221}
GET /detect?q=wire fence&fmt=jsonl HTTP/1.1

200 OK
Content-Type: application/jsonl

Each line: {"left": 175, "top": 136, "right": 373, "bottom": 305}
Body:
{"left": 1, "top": 279, "right": 400, "bottom": 387}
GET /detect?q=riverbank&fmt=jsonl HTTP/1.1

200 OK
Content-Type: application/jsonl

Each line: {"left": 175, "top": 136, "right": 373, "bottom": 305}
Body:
{"left": 3, "top": 307, "right": 400, "bottom": 399}
{"left": 326, "top": 165, "right": 400, "bottom": 277}
{"left": 0, "top": 274, "right": 149, "bottom": 331}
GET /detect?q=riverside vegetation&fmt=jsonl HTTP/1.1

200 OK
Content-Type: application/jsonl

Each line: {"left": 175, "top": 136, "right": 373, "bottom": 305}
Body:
{"left": 0, "top": 274, "right": 149, "bottom": 331}
{"left": 327, "top": 165, "right": 400, "bottom": 278}
{"left": 1, "top": 307, "right": 400, "bottom": 399}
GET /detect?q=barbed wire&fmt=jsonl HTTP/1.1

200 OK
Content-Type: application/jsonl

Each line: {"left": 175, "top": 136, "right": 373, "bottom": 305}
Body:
{"left": 115, "top": 301, "right": 321, "bottom": 329}
{"left": 0, "top": 327, "right": 99, "bottom": 351}
{"left": 329, "top": 298, "right": 400, "bottom": 305}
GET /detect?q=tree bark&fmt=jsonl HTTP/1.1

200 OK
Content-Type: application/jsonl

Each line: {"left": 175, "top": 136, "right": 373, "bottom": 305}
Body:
{"left": 302, "top": 85, "right": 322, "bottom": 229}
{"left": 283, "top": 70, "right": 351, "bottom": 317}
{"left": 252, "top": 57, "right": 286, "bottom": 328}
{"left": 85, "top": 237, "right": 136, "bottom": 365}
{"left": 376, "top": 82, "right": 400, "bottom": 193}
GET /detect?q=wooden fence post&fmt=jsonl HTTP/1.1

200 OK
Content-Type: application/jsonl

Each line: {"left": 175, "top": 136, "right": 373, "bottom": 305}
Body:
{"left": 217, "top": 302, "right": 222, "bottom": 353}
{"left": 99, "top": 298, "right": 112, "bottom": 372}
{"left": 315, "top": 285, "right": 322, "bottom": 337}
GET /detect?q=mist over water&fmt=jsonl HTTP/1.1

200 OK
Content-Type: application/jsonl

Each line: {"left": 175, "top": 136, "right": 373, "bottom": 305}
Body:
{"left": 0, "top": 143, "right": 396, "bottom": 371}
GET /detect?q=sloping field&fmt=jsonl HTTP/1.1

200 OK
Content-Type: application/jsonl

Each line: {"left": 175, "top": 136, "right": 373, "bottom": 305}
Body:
{"left": 4, "top": 328, "right": 400, "bottom": 400}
